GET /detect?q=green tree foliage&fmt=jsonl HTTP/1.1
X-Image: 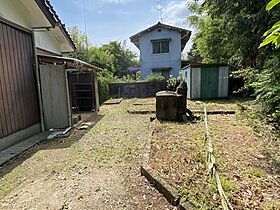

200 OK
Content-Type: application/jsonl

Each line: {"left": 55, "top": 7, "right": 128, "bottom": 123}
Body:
{"left": 68, "top": 27, "right": 139, "bottom": 103}
{"left": 100, "top": 41, "right": 138, "bottom": 77}
{"left": 68, "top": 26, "right": 89, "bottom": 62}
{"left": 188, "top": 0, "right": 280, "bottom": 122}
{"left": 253, "top": 52, "right": 280, "bottom": 120}
{"left": 260, "top": 0, "right": 280, "bottom": 47}
{"left": 188, "top": 0, "right": 279, "bottom": 67}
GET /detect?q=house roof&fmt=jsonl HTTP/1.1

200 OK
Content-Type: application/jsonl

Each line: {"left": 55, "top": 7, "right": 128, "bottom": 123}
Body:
{"left": 34, "top": 0, "right": 76, "bottom": 51}
{"left": 130, "top": 22, "right": 191, "bottom": 52}
{"left": 38, "top": 54, "right": 102, "bottom": 72}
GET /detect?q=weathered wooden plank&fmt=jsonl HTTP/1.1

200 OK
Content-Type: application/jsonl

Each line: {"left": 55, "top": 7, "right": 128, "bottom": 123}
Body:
{"left": 25, "top": 33, "right": 39, "bottom": 124}
{"left": 6, "top": 25, "right": 21, "bottom": 131}
{"left": 13, "top": 26, "right": 28, "bottom": 128}
{"left": 0, "top": 25, "right": 10, "bottom": 137}
{"left": 0, "top": 21, "right": 40, "bottom": 138}
{"left": 40, "top": 65, "right": 69, "bottom": 129}
{"left": 0, "top": 23, "right": 15, "bottom": 134}
{"left": 20, "top": 31, "right": 34, "bottom": 126}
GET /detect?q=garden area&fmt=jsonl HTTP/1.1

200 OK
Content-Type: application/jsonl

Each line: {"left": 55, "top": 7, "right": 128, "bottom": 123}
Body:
{"left": 0, "top": 98, "right": 279, "bottom": 209}
{"left": 128, "top": 98, "right": 280, "bottom": 209}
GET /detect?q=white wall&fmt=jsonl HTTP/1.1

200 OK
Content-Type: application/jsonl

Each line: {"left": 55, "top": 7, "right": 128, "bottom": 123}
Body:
{"left": 34, "top": 31, "right": 61, "bottom": 55}
{"left": 0, "top": 0, "right": 31, "bottom": 29}
{"left": 139, "top": 27, "right": 182, "bottom": 79}
{"left": 0, "top": 0, "right": 62, "bottom": 55}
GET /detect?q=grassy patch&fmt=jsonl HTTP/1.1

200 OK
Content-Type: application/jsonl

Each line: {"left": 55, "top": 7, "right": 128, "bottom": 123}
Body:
{"left": 248, "top": 167, "right": 263, "bottom": 178}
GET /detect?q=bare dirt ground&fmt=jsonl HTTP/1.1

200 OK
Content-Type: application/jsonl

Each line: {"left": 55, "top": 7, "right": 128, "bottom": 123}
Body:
{"left": 0, "top": 99, "right": 174, "bottom": 210}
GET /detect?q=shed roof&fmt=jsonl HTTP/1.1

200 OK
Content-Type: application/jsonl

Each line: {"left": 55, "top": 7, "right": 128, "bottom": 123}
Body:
{"left": 38, "top": 54, "right": 102, "bottom": 72}
{"left": 182, "top": 63, "right": 229, "bottom": 70}
{"left": 130, "top": 22, "right": 191, "bottom": 52}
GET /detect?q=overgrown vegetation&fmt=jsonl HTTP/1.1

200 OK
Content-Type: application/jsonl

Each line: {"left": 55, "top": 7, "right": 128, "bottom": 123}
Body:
{"left": 68, "top": 26, "right": 139, "bottom": 103}
{"left": 145, "top": 73, "right": 165, "bottom": 82}
{"left": 187, "top": 0, "right": 280, "bottom": 123}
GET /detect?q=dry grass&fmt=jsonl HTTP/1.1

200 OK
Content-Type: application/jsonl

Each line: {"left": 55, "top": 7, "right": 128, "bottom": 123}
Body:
{"left": 148, "top": 119, "right": 221, "bottom": 209}
{"left": 138, "top": 97, "right": 279, "bottom": 209}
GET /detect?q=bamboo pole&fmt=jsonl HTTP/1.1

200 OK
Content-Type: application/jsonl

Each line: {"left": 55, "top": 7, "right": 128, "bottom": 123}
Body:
{"left": 204, "top": 104, "right": 233, "bottom": 210}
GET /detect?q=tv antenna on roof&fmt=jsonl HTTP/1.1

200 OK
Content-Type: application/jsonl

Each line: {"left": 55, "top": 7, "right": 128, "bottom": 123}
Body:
{"left": 156, "top": 0, "right": 167, "bottom": 22}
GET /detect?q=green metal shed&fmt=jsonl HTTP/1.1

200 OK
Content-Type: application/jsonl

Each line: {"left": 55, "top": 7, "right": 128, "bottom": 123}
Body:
{"left": 180, "top": 64, "right": 229, "bottom": 99}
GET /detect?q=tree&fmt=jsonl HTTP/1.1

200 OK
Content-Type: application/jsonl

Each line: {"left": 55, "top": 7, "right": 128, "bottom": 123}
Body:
{"left": 188, "top": 0, "right": 278, "bottom": 67}
{"left": 68, "top": 26, "right": 89, "bottom": 62}
{"left": 259, "top": 0, "right": 280, "bottom": 47}
{"left": 188, "top": 0, "right": 280, "bottom": 122}
{"left": 100, "top": 41, "right": 138, "bottom": 77}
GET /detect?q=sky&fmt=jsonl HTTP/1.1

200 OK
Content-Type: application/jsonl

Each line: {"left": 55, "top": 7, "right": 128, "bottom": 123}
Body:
{"left": 50, "top": 0, "right": 195, "bottom": 55}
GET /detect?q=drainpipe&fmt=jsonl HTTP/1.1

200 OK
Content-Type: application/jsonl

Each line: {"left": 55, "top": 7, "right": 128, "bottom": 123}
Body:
{"left": 32, "top": 32, "right": 45, "bottom": 132}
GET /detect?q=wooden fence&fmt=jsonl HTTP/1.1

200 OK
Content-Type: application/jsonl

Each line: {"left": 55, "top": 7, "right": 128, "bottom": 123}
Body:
{"left": 109, "top": 81, "right": 167, "bottom": 98}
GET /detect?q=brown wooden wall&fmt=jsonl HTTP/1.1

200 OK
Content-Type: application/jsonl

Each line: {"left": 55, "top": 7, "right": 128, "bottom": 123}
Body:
{"left": 0, "top": 20, "right": 40, "bottom": 138}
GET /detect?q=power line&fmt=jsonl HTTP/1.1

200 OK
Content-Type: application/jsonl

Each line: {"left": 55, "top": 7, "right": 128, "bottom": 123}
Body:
{"left": 82, "top": 0, "right": 89, "bottom": 59}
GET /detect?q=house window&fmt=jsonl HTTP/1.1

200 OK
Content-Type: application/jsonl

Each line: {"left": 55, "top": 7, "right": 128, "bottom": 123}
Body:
{"left": 152, "top": 39, "right": 170, "bottom": 54}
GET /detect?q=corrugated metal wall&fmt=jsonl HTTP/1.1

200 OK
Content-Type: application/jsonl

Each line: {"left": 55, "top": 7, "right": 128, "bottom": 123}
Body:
{"left": 0, "top": 20, "right": 40, "bottom": 138}
{"left": 218, "top": 66, "right": 229, "bottom": 97}
{"left": 191, "top": 67, "right": 201, "bottom": 99}
{"left": 201, "top": 67, "right": 219, "bottom": 99}
{"left": 183, "top": 65, "right": 229, "bottom": 99}
{"left": 39, "top": 65, "right": 70, "bottom": 130}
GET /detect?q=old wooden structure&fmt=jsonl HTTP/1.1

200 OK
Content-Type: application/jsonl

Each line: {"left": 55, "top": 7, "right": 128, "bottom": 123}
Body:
{"left": 0, "top": 0, "right": 100, "bottom": 151}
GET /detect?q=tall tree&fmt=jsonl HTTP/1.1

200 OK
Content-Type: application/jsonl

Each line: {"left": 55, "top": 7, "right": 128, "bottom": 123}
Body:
{"left": 188, "top": 0, "right": 280, "bottom": 121}
{"left": 188, "top": 0, "right": 279, "bottom": 67}
{"left": 100, "top": 41, "right": 138, "bottom": 77}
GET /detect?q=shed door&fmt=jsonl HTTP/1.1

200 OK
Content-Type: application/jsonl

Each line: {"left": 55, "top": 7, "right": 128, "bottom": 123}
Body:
{"left": 0, "top": 21, "right": 40, "bottom": 138}
{"left": 201, "top": 67, "right": 219, "bottom": 99}
{"left": 39, "top": 65, "right": 70, "bottom": 130}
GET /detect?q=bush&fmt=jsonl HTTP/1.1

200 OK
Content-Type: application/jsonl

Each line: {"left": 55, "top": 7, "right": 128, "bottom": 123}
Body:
{"left": 253, "top": 53, "right": 280, "bottom": 122}
{"left": 97, "top": 76, "right": 110, "bottom": 104}
{"left": 97, "top": 69, "right": 114, "bottom": 104}
{"left": 145, "top": 73, "right": 165, "bottom": 82}
{"left": 166, "top": 75, "right": 178, "bottom": 91}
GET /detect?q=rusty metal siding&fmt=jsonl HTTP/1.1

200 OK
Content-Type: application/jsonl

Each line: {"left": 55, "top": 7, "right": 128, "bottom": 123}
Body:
{"left": 0, "top": 21, "right": 40, "bottom": 138}
{"left": 39, "top": 64, "right": 70, "bottom": 129}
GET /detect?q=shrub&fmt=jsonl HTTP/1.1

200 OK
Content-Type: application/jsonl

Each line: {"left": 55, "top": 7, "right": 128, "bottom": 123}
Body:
{"left": 97, "top": 76, "right": 110, "bottom": 104}
{"left": 136, "top": 71, "right": 141, "bottom": 81}
{"left": 253, "top": 53, "right": 280, "bottom": 122}
{"left": 145, "top": 73, "right": 165, "bottom": 82}
{"left": 97, "top": 69, "right": 114, "bottom": 104}
{"left": 166, "top": 75, "right": 178, "bottom": 91}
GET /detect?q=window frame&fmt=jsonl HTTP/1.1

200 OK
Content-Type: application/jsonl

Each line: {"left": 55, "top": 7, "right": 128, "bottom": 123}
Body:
{"left": 151, "top": 38, "right": 171, "bottom": 54}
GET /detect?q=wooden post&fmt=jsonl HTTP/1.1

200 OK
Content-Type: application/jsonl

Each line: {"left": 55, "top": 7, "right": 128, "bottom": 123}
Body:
{"left": 93, "top": 70, "right": 99, "bottom": 111}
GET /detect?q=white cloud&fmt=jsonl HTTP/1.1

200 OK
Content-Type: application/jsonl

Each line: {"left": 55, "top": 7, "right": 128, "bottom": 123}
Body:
{"left": 151, "top": 1, "right": 200, "bottom": 53}
{"left": 161, "top": 1, "right": 189, "bottom": 27}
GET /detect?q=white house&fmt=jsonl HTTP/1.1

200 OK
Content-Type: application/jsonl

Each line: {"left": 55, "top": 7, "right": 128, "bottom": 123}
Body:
{"left": 130, "top": 22, "right": 191, "bottom": 79}
{"left": 0, "top": 0, "right": 100, "bottom": 151}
